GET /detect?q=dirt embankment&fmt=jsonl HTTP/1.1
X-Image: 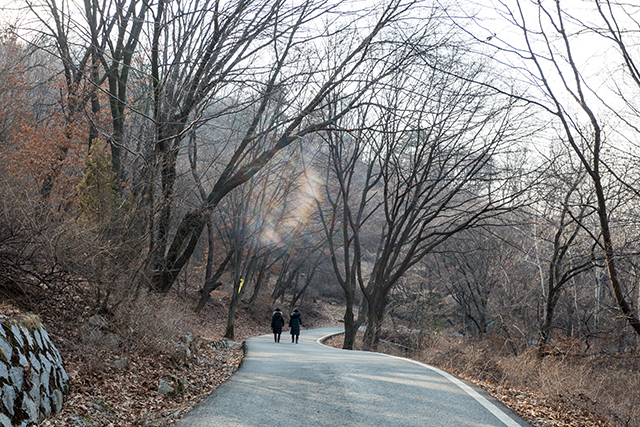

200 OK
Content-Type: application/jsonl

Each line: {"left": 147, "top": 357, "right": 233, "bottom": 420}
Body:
{"left": 2, "top": 287, "right": 342, "bottom": 427}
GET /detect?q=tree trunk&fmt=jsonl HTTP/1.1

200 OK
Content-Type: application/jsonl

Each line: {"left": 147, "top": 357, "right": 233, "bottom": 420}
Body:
{"left": 194, "top": 248, "right": 233, "bottom": 314}
{"left": 596, "top": 185, "right": 640, "bottom": 336}
{"left": 537, "top": 281, "right": 561, "bottom": 358}
{"left": 289, "top": 266, "right": 317, "bottom": 312}
{"left": 224, "top": 280, "right": 242, "bottom": 339}
{"left": 362, "top": 291, "right": 386, "bottom": 351}
{"left": 271, "top": 267, "right": 297, "bottom": 301}
{"left": 342, "top": 299, "right": 362, "bottom": 350}
{"left": 289, "top": 277, "right": 309, "bottom": 311}
{"left": 153, "top": 209, "right": 208, "bottom": 293}
{"left": 248, "top": 258, "right": 269, "bottom": 306}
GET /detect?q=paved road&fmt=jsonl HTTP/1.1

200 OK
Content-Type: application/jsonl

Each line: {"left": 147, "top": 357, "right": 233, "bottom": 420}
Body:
{"left": 173, "top": 327, "right": 529, "bottom": 427}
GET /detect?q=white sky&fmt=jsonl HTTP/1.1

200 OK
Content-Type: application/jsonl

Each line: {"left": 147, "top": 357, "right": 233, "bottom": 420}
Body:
{"left": 2, "top": 0, "right": 639, "bottom": 152}
{"left": 0, "top": 0, "right": 27, "bottom": 29}
{"left": 452, "top": 0, "right": 640, "bottom": 154}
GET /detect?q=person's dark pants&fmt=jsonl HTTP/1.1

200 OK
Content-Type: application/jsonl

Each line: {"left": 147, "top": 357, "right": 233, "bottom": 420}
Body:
{"left": 274, "top": 333, "right": 281, "bottom": 342}
{"left": 292, "top": 334, "right": 298, "bottom": 343}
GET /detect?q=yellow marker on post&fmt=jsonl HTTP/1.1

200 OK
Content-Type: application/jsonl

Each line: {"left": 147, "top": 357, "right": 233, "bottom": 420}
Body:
{"left": 238, "top": 279, "right": 244, "bottom": 293}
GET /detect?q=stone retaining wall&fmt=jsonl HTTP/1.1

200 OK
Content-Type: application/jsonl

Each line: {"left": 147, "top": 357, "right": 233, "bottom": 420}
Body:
{"left": 0, "top": 315, "right": 69, "bottom": 426}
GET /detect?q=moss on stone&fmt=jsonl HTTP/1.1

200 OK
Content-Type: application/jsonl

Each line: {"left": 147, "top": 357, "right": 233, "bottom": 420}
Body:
{"left": 11, "top": 314, "right": 42, "bottom": 331}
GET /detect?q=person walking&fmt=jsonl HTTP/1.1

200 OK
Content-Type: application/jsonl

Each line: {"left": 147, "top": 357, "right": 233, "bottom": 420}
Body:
{"left": 271, "top": 308, "right": 285, "bottom": 343}
{"left": 289, "top": 308, "right": 302, "bottom": 343}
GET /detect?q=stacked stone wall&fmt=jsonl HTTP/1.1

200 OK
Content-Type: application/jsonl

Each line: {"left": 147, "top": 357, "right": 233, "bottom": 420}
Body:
{"left": 0, "top": 315, "right": 69, "bottom": 426}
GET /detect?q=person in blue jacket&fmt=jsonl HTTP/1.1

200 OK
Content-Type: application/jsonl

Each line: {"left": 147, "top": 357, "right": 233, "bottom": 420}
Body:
{"left": 271, "top": 308, "right": 285, "bottom": 343}
{"left": 289, "top": 308, "right": 302, "bottom": 343}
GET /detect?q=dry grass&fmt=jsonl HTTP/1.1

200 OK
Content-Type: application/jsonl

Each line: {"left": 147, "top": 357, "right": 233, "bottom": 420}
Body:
{"left": 418, "top": 334, "right": 640, "bottom": 427}
{"left": 8, "top": 286, "right": 250, "bottom": 427}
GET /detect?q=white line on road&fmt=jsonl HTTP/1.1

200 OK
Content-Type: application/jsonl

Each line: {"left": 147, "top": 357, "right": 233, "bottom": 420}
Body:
{"left": 317, "top": 332, "right": 523, "bottom": 427}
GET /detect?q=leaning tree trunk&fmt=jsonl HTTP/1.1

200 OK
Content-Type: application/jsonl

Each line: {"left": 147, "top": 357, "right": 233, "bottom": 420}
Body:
{"left": 596, "top": 184, "right": 640, "bottom": 336}
{"left": 289, "top": 278, "right": 310, "bottom": 312}
{"left": 153, "top": 210, "right": 208, "bottom": 293}
{"left": 248, "top": 258, "right": 269, "bottom": 306}
{"left": 195, "top": 248, "right": 233, "bottom": 314}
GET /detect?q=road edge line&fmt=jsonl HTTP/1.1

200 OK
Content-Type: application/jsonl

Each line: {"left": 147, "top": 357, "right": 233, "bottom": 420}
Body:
{"left": 316, "top": 330, "right": 523, "bottom": 427}
{"left": 395, "top": 356, "right": 523, "bottom": 427}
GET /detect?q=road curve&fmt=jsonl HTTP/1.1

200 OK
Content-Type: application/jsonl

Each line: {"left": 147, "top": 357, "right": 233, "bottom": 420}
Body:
{"left": 173, "top": 327, "right": 529, "bottom": 427}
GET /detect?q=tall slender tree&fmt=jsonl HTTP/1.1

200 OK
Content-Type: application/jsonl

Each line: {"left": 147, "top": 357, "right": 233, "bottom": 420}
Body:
{"left": 482, "top": 0, "right": 640, "bottom": 337}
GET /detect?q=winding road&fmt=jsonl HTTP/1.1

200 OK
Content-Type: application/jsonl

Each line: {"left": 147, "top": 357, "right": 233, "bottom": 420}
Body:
{"left": 173, "top": 327, "right": 529, "bottom": 427}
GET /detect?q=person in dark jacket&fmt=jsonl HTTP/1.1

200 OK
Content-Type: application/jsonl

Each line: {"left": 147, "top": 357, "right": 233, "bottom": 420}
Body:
{"left": 289, "top": 308, "right": 302, "bottom": 343}
{"left": 271, "top": 308, "right": 285, "bottom": 342}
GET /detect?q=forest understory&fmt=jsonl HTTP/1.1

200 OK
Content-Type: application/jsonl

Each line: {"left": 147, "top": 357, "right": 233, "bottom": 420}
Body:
{"left": 1, "top": 283, "right": 344, "bottom": 427}
{"left": 2, "top": 282, "right": 636, "bottom": 427}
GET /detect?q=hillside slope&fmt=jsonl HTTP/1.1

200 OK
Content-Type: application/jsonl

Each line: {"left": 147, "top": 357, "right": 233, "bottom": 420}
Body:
{"left": 1, "top": 284, "right": 629, "bottom": 427}
{"left": 2, "top": 285, "right": 341, "bottom": 427}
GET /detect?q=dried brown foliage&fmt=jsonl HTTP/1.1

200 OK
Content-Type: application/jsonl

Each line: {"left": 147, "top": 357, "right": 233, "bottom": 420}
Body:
{"left": 0, "top": 255, "right": 341, "bottom": 427}
{"left": 4, "top": 284, "right": 249, "bottom": 427}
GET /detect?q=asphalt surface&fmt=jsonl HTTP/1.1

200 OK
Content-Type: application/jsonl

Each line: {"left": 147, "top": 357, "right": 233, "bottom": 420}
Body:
{"left": 173, "top": 327, "right": 530, "bottom": 427}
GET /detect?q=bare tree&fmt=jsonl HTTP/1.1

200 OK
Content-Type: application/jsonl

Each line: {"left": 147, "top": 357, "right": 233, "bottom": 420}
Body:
{"left": 146, "top": 0, "right": 420, "bottom": 294}
{"left": 432, "top": 231, "right": 507, "bottom": 336}
{"left": 484, "top": 0, "right": 640, "bottom": 337}
{"left": 22, "top": 0, "right": 148, "bottom": 190}
{"left": 318, "top": 32, "right": 530, "bottom": 349}
{"left": 214, "top": 147, "right": 317, "bottom": 338}
{"left": 88, "top": 0, "right": 148, "bottom": 186}
{"left": 316, "top": 101, "right": 380, "bottom": 349}
{"left": 531, "top": 148, "right": 597, "bottom": 356}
